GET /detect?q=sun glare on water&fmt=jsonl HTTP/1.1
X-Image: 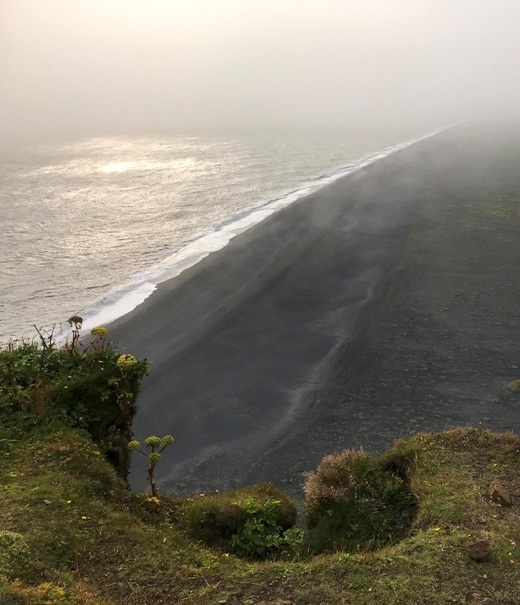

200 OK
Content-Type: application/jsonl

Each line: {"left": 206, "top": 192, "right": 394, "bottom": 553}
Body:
{"left": 98, "top": 158, "right": 198, "bottom": 174}
{"left": 98, "top": 161, "right": 137, "bottom": 174}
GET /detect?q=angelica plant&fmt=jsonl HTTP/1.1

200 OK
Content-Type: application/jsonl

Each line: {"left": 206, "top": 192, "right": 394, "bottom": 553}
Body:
{"left": 129, "top": 435, "right": 174, "bottom": 498}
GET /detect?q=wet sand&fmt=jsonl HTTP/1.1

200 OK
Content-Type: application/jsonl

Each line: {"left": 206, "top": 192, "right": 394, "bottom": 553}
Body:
{"left": 108, "top": 123, "right": 520, "bottom": 498}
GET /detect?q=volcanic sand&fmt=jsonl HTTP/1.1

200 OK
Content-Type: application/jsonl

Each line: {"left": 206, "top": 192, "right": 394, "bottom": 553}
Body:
{"left": 108, "top": 123, "right": 520, "bottom": 497}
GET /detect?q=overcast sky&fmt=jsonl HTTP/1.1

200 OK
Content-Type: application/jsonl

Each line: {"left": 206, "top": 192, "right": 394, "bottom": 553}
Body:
{"left": 2, "top": 0, "right": 520, "bottom": 142}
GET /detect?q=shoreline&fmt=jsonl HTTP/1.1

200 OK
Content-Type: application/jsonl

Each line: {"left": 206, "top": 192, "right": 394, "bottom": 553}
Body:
{"left": 74, "top": 127, "right": 451, "bottom": 333}
{"left": 0, "top": 127, "right": 449, "bottom": 344}
{"left": 108, "top": 122, "right": 520, "bottom": 498}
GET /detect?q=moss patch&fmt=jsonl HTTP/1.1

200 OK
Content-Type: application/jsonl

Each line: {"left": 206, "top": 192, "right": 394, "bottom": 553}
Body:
{"left": 507, "top": 379, "right": 520, "bottom": 392}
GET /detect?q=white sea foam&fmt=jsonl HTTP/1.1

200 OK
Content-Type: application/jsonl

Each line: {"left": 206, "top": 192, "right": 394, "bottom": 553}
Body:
{"left": 81, "top": 282, "right": 156, "bottom": 331}
{"left": 76, "top": 125, "right": 451, "bottom": 334}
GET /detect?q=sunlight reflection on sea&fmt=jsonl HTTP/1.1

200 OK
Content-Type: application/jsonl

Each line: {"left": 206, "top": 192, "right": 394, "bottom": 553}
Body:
{"left": 0, "top": 127, "right": 424, "bottom": 341}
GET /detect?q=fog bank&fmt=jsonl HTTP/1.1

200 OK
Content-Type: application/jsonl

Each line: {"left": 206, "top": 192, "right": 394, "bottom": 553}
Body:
{"left": 2, "top": 0, "right": 520, "bottom": 142}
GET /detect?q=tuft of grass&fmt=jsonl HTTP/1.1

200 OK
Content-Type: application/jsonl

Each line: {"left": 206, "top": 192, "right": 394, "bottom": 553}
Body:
{"left": 304, "top": 448, "right": 418, "bottom": 553}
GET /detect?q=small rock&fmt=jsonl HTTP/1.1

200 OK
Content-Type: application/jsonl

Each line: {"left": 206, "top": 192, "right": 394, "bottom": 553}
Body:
{"left": 507, "top": 379, "right": 520, "bottom": 392}
{"left": 43, "top": 500, "right": 52, "bottom": 505}
{"left": 489, "top": 479, "right": 512, "bottom": 506}
{"left": 469, "top": 541, "right": 490, "bottom": 562}
{"left": 481, "top": 598, "right": 493, "bottom": 605}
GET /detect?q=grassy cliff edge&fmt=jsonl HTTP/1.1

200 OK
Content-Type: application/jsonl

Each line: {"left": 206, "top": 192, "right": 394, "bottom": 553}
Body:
{"left": 1, "top": 334, "right": 520, "bottom": 604}
{"left": 2, "top": 423, "right": 520, "bottom": 604}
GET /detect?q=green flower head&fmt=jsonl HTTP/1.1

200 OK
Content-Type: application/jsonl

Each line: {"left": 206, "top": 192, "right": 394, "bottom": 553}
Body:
{"left": 144, "top": 436, "right": 162, "bottom": 448}
{"left": 148, "top": 452, "right": 162, "bottom": 464}
{"left": 160, "top": 435, "right": 174, "bottom": 447}
{"left": 128, "top": 440, "right": 140, "bottom": 451}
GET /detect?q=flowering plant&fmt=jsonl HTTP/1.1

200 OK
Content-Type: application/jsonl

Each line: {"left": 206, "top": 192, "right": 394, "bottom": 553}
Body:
{"left": 130, "top": 434, "right": 174, "bottom": 498}
{"left": 117, "top": 354, "right": 138, "bottom": 370}
{"left": 90, "top": 326, "right": 107, "bottom": 337}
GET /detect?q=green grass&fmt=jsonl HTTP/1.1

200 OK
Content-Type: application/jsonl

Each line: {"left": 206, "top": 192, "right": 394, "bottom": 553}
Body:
{"left": 2, "top": 423, "right": 520, "bottom": 604}
{"left": 2, "top": 332, "right": 520, "bottom": 603}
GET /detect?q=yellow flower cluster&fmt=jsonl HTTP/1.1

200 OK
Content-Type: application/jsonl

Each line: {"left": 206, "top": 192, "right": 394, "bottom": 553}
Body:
{"left": 117, "top": 354, "right": 138, "bottom": 370}
{"left": 90, "top": 326, "right": 107, "bottom": 337}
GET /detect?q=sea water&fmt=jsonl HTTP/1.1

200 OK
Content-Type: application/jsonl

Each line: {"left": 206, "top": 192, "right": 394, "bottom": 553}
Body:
{"left": 0, "top": 125, "right": 443, "bottom": 342}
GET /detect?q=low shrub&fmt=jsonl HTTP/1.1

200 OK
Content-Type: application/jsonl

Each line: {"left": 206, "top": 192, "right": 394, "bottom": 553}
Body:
{"left": 181, "top": 483, "right": 298, "bottom": 557}
{"left": 0, "top": 323, "right": 148, "bottom": 480}
{"left": 304, "top": 449, "right": 417, "bottom": 553}
{"left": 230, "top": 497, "right": 304, "bottom": 558}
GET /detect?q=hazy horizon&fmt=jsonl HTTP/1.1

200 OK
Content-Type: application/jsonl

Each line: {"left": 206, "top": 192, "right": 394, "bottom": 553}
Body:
{"left": 2, "top": 0, "right": 520, "bottom": 144}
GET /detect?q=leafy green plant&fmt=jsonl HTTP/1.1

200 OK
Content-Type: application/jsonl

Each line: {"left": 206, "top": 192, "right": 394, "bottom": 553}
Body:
{"left": 282, "top": 526, "right": 305, "bottom": 551}
{"left": 129, "top": 434, "right": 174, "bottom": 497}
{"left": 181, "top": 483, "right": 297, "bottom": 552}
{"left": 230, "top": 497, "right": 303, "bottom": 559}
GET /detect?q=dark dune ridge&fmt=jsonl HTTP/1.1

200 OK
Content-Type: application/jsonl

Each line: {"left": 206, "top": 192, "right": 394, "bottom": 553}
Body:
{"left": 108, "top": 123, "right": 520, "bottom": 498}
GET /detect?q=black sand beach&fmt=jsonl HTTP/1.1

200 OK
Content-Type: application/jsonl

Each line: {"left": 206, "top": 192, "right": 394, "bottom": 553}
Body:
{"left": 108, "top": 123, "right": 520, "bottom": 498}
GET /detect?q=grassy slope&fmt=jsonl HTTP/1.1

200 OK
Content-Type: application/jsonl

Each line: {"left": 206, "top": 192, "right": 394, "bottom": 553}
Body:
{"left": 1, "top": 425, "right": 520, "bottom": 605}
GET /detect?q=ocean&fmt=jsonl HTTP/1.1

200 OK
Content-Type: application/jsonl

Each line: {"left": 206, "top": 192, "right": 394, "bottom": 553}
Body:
{"left": 0, "top": 125, "right": 439, "bottom": 343}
